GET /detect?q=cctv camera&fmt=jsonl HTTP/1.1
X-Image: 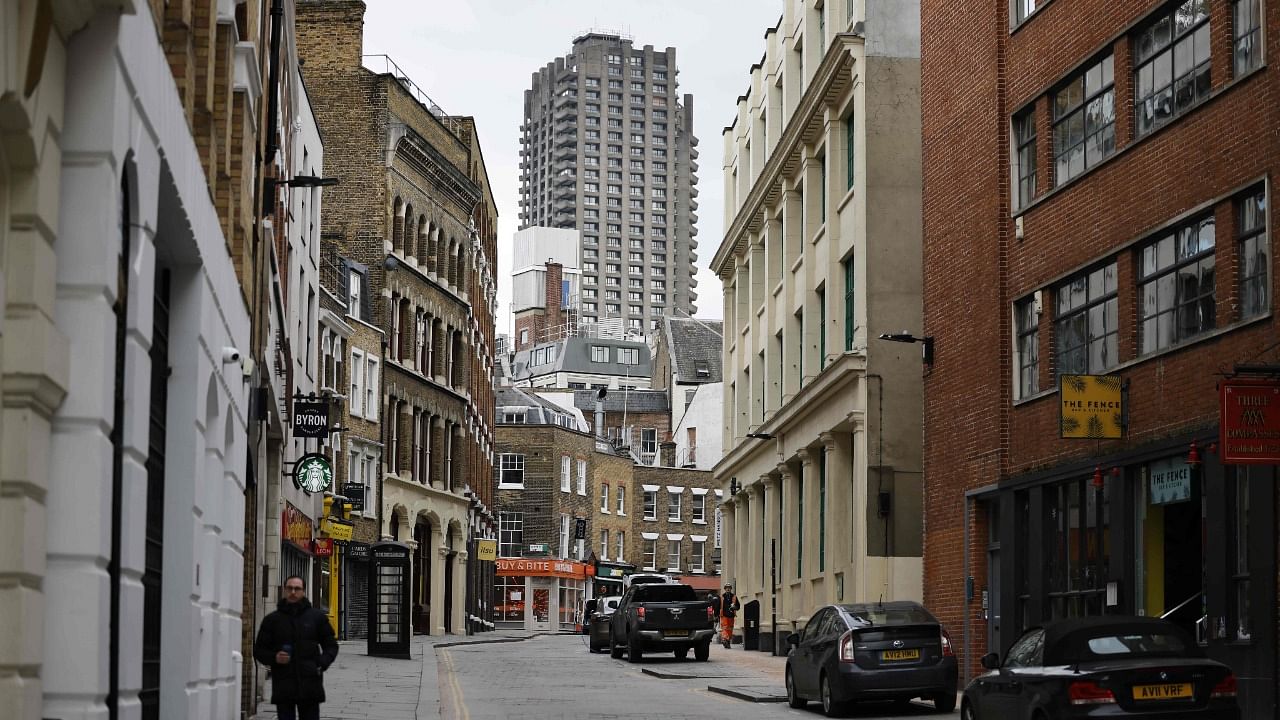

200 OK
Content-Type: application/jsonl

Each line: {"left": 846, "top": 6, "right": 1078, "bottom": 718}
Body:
{"left": 222, "top": 347, "right": 241, "bottom": 364}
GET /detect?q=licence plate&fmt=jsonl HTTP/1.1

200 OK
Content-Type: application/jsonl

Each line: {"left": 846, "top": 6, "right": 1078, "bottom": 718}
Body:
{"left": 881, "top": 649, "right": 920, "bottom": 661}
{"left": 1133, "top": 683, "right": 1193, "bottom": 701}
{"left": 663, "top": 629, "right": 689, "bottom": 637}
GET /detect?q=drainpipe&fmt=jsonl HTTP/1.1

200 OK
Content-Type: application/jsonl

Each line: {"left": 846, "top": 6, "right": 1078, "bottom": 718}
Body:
{"left": 263, "top": 0, "right": 284, "bottom": 168}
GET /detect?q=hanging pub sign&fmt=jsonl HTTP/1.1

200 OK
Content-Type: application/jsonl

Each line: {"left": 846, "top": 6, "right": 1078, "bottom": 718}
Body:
{"left": 293, "top": 453, "right": 333, "bottom": 494}
{"left": 1060, "top": 374, "right": 1124, "bottom": 439}
{"left": 320, "top": 517, "right": 354, "bottom": 542}
{"left": 1219, "top": 378, "right": 1280, "bottom": 464}
{"left": 1148, "top": 457, "right": 1192, "bottom": 505}
{"left": 574, "top": 517, "right": 587, "bottom": 540}
{"left": 475, "top": 538, "right": 498, "bottom": 562}
{"left": 292, "top": 399, "right": 331, "bottom": 439}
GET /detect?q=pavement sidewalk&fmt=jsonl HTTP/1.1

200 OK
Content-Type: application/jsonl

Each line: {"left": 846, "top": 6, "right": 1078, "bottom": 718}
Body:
{"left": 701, "top": 641, "right": 789, "bottom": 701}
{"left": 249, "top": 630, "right": 544, "bottom": 720}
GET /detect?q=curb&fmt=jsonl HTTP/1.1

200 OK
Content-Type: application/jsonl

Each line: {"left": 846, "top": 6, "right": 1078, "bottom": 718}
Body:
{"left": 432, "top": 633, "right": 550, "bottom": 649}
{"left": 705, "top": 684, "right": 788, "bottom": 703}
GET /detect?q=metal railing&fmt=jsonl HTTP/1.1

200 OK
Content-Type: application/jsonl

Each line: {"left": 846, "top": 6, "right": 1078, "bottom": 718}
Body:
{"left": 362, "top": 55, "right": 464, "bottom": 139}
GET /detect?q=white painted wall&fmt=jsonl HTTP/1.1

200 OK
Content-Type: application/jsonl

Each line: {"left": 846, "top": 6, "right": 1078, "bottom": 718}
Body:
{"left": 673, "top": 383, "right": 723, "bottom": 471}
{"left": 43, "top": 8, "right": 250, "bottom": 720}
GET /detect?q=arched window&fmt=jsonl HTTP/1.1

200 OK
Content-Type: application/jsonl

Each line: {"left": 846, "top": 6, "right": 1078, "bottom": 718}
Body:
{"left": 392, "top": 197, "right": 405, "bottom": 252}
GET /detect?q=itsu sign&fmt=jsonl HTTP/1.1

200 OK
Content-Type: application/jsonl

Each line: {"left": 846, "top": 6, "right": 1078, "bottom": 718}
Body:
{"left": 292, "top": 399, "right": 330, "bottom": 439}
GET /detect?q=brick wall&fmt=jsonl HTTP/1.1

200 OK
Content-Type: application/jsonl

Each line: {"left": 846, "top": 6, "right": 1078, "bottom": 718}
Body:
{"left": 921, "top": 0, "right": 1280, "bottom": 678}
{"left": 495, "top": 425, "right": 598, "bottom": 557}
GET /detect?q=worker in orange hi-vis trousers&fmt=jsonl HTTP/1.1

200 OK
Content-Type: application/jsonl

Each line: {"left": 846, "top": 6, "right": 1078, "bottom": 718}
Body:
{"left": 718, "top": 584, "right": 741, "bottom": 649}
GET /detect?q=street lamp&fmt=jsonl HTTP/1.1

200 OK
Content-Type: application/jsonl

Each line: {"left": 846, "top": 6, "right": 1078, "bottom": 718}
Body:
{"left": 746, "top": 431, "right": 774, "bottom": 440}
{"left": 878, "top": 331, "right": 934, "bottom": 365}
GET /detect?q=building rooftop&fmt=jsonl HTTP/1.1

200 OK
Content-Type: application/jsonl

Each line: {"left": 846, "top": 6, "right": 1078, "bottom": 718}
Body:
{"left": 664, "top": 317, "right": 724, "bottom": 384}
{"left": 572, "top": 388, "right": 668, "bottom": 413}
{"left": 509, "top": 336, "right": 653, "bottom": 382}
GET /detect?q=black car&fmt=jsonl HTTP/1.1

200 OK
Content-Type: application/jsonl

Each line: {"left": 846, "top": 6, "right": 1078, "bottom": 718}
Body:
{"left": 961, "top": 616, "right": 1240, "bottom": 719}
{"left": 785, "top": 601, "right": 958, "bottom": 715}
{"left": 608, "top": 583, "right": 717, "bottom": 662}
{"left": 587, "top": 596, "right": 621, "bottom": 653}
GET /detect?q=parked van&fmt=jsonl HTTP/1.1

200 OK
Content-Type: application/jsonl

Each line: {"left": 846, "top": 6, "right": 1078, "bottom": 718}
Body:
{"left": 623, "top": 572, "right": 671, "bottom": 590}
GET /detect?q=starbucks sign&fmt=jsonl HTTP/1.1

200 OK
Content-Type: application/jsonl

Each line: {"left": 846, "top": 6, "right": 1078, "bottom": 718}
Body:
{"left": 293, "top": 453, "right": 333, "bottom": 494}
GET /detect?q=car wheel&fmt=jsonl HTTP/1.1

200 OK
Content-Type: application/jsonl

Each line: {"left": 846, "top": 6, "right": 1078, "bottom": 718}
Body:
{"left": 820, "top": 673, "right": 846, "bottom": 717}
{"left": 588, "top": 641, "right": 601, "bottom": 654}
{"left": 609, "top": 633, "right": 624, "bottom": 659}
{"left": 694, "top": 640, "right": 710, "bottom": 662}
{"left": 960, "top": 700, "right": 976, "bottom": 720}
{"left": 932, "top": 691, "right": 956, "bottom": 713}
{"left": 785, "top": 666, "right": 806, "bottom": 709}
{"left": 628, "top": 633, "right": 644, "bottom": 663}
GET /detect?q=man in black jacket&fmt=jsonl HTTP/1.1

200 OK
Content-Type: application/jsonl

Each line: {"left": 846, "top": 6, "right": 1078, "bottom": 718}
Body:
{"left": 253, "top": 575, "right": 339, "bottom": 720}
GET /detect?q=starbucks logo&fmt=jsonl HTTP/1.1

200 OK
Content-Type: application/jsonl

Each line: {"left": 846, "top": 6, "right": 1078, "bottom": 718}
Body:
{"left": 293, "top": 453, "right": 333, "bottom": 494}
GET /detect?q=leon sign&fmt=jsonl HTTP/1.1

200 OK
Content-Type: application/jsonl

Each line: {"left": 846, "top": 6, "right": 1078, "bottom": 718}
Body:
{"left": 1220, "top": 379, "right": 1280, "bottom": 464}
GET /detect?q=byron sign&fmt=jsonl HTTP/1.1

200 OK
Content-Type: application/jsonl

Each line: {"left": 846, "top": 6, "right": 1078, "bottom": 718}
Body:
{"left": 292, "top": 400, "right": 331, "bottom": 439}
{"left": 1220, "top": 378, "right": 1280, "bottom": 464}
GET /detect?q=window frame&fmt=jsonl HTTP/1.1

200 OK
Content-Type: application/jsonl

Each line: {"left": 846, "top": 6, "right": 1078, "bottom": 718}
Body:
{"left": 1237, "top": 186, "right": 1269, "bottom": 319}
{"left": 1013, "top": 106, "right": 1037, "bottom": 209}
{"left": 668, "top": 491, "right": 682, "bottom": 521}
{"left": 577, "top": 459, "right": 587, "bottom": 495}
{"left": 601, "top": 484, "right": 610, "bottom": 513}
{"left": 561, "top": 455, "right": 571, "bottom": 492}
{"left": 1015, "top": 295, "right": 1041, "bottom": 398}
{"left": 1054, "top": 262, "right": 1118, "bottom": 377}
{"left": 692, "top": 493, "right": 706, "bottom": 524}
{"left": 644, "top": 489, "right": 657, "bottom": 520}
{"left": 1234, "top": 0, "right": 1264, "bottom": 76}
{"left": 499, "top": 453, "right": 526, "bottom": 489}
{"left": 666, "top": 538, "right": 682, "bottom": 572}
{"left": 1138, "top": 214, "right": 1217, "bottom": 354}
{"left": 498, "top": 512, "right": 523, "bottom": 558}
{"left": 1052, "top": 54, "right": 1116, "bottom": 186}
{"left": 1133, "top": 1, "right": 1212, "bottom": 138}
{"left": 643, "top": 538, "right": 657, "bottom": 570}
{"left": 617, "top": 487, "right": 626, "bottom": 515}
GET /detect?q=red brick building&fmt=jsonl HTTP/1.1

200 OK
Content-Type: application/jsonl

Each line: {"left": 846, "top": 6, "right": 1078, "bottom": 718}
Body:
{"left": 921, "top": 0, "right": 1278, "bottom": 712}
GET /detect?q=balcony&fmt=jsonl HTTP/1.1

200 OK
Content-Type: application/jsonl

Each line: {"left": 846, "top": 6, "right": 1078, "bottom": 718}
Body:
{"left": 553, "top": 105, "right": 575, "bottom": 123}
{"left": 552, "top": 145, "right": 576, "bottom": 163}
{"left": 554, "top": 92, "right": 578, "bottom": 109}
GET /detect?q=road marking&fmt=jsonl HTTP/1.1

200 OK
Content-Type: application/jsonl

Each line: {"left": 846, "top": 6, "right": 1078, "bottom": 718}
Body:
{"left": 438, "top": 648, "right": 471, "bottom": 720}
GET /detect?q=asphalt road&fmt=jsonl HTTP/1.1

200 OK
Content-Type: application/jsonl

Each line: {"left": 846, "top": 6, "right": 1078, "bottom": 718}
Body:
{"left": 437, "top": 634, "right": 956, "bottom": 720}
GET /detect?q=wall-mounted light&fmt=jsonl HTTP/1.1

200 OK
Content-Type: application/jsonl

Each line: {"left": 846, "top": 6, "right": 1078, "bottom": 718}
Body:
{"left": 878, "top": 331, "right": 935, "bottom": 365}
{"left": 746, "top": 432, "right": 774, "bottom": 440}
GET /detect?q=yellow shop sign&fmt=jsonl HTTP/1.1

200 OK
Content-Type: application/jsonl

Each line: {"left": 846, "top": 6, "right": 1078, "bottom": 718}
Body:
{"left": 320, "top": 518, "right": 354, "bottom": 542}
{"left": 1060, "top": 374, "right": 1124, "bottom": 439}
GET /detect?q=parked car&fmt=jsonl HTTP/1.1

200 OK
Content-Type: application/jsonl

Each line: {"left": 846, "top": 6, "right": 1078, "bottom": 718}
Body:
{"left": 586, "top": 595, "right": 622, "bottom": 652}
{"left": 609, "top": 583, "right": 716, "bottom": 662}
{"left": 961, "top": 616, "right": 1239, "bottom": 719}
{"left": 785, "top": 601, "right": 957, "bottom": 715}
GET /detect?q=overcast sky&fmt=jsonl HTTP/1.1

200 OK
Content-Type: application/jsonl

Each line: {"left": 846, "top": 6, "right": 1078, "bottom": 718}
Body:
{"left": 361, "top": 0, "right": 781, "bottom": 337}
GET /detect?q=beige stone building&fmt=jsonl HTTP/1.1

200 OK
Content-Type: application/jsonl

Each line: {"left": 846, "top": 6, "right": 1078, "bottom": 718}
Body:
{"left": 712, "top": 0, "right": 924, "bottom": 652}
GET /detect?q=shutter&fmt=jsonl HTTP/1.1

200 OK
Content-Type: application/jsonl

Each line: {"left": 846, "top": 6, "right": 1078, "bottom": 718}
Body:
{"left": 347, "top": 560, "right": 369, "bottom": 639}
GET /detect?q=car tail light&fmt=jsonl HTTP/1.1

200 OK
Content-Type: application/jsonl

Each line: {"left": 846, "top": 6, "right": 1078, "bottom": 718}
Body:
{"left": 839, "top": 631, "right": 857, "bottom": 665}
{"left": 636, "top": 606, "right": 646, "bottom": 623}
{"left": 707, "top": 606, "right": 716, "bottom": 623}
{"left": 1068, "top": 680, "right": 1116, "bottom": 705}
{"left": 941, "top": 630, "right": 955, "bottom": 657}
{"left": 1211, "top": 673, "right": 1238, "bottom": 699}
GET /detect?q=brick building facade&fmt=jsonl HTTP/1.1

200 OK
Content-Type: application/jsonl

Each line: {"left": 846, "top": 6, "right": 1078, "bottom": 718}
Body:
{"left": 921, "top": 0, "right": 1278, "bottom": 712}
{"left": 297, "top": 0, "right": 498, "bottom": 637}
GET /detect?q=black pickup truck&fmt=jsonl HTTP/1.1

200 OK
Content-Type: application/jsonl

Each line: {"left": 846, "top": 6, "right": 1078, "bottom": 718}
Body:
{"left": 608, "top": 583, "right": 717, "bottom": 662}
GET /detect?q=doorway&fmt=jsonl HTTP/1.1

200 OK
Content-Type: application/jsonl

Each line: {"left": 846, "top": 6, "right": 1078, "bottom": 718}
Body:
{"left": 529, "top": 577, "right": 553, "bottom": 631}
{"left": 1137, "top": 459, "right": 1203, "bottom": 641}
{"left": 985, "top": 500, "right": 1001, "bottom": 654}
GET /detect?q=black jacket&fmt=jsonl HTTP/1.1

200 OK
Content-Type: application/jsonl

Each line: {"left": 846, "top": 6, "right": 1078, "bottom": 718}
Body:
{"left": 720, "top": 591, "right": 741, "bottom": 619}
{"left": 253, "top": 598, "right": 339, "bottom": 704}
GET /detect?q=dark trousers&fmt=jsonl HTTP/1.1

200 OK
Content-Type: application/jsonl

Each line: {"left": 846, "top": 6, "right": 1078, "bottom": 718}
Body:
{"left": 276, "top": 702, "right": 320, "bottom": 720}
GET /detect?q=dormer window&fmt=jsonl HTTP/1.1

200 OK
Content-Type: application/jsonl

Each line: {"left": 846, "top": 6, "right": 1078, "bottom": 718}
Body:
{"left": 695, "top": 361, "right": 710, "bottom": 378}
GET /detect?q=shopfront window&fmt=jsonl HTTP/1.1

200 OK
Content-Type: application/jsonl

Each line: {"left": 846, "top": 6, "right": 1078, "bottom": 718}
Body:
{"left": 1045, "top": 476, "right": 1110, "bottom": 620}
{"left": 558, "top": 579, "right": 583, "bottom": 631}
{"left": 496, "top": 576, "right": 524, "bottom": 624}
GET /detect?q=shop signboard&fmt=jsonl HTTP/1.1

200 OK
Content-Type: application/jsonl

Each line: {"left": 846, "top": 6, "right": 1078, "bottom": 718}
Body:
{"left": 293, "top": 453, "right": 333, "bottom": 494}
{"left": 1220, "top": 378, "right": 1280, "bottom": 464}
{"left": 1148, "top": 457, "right": 1191, "bottom": 505}
{"left": 476, "top": 538, "right": 498, "bottom": 561}
{"left": 495, "top": 558, "right": 588, "bottom": 579}
{"left": 1060, "top": 374, "right": 1124, "bottom": 439}
{"left": 341, "top": 483, "right": 365, "bottom": 511}
{"left": 347, "top": 542, "right": 371, "bottom": 561}
{"left": 313, "top": 538, "right": 334, "bottom": 557}
{"left": 320, "top": 518, "right": 354, "bottom": 542}
{"left": 292, "top": 399, "right": 330, "bottom": 439}
{"left": 281, "top": 502, "right": 313, "bottom": 552}
{"left": 526, "top": 543, "right": 550, "bottom": 556}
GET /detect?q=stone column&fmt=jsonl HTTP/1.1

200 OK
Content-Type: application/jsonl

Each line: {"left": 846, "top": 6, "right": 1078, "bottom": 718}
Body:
{"left": 798, "top": 448, "right": 818, "bottom": 621}
{"left": 452, "top": 550, "right": 469, "bottom": 632}
{"left": 431, "top": 537, "right": 448, "bottom": 635}
{"left": 819, "top": 432, "right": 843, "bottom": 600}
{"left": 761, "top": 474, "right": 782, "bottom": 652}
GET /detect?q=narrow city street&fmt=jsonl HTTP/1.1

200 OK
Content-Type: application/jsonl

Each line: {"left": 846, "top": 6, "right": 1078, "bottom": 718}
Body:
{"left": 252, "top": 632, "right": 956, "bottom": 720}
{"left": 441, "top": 634, "right": 956, "bottom": 719}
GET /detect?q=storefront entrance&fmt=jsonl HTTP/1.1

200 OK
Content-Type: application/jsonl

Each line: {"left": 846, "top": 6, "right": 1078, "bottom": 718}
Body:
{"left": 1136, "top": 456, "right": 1202, "bottom": 639}
{"left": 530, "top": 578, "right": 553, "bottom": 631}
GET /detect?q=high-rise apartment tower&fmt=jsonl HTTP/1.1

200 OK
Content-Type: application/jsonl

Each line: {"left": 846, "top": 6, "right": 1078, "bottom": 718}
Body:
{"left": 519, "top": 33, "right": 701, "bottom": 332}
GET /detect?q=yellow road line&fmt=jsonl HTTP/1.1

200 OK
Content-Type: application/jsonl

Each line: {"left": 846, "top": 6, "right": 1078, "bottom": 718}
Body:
{"left": 438, "top": 648, "right": 471, "bottom": 720}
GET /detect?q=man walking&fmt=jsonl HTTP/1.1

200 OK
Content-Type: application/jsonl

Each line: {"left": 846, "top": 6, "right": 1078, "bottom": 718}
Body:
{"left": 718, "top": 583, "right": 741, "bottom": 649}
{"left": 254, "top": 575, "right": 339, "bottom": 720}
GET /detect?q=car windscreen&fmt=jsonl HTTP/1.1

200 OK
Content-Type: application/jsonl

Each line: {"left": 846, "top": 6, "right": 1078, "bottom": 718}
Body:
{"left": 635, "top": 585, "right": 697, "bottom": 602}
{"left": 841, "top": 604, "right": 936, "bottom": 626}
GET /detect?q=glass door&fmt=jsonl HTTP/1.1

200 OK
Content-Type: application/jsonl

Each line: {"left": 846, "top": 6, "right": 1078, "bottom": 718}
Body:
{"left": 530, "top": 578, "right": 553, "bottom": 631}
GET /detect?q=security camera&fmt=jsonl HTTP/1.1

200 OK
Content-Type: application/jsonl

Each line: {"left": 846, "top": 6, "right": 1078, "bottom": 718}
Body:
{"left": 222, "top": 346, "right": 241, "bottom": 364}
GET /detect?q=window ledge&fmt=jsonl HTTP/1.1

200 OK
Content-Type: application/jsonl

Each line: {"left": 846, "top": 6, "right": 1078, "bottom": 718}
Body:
{"left": 617, "top": 512, "right": 626, "bottom": 517}
{"left": 1016, "top": 64, "right": 1266, "bottom": 219}
{"left": 692, "top": 520, "right": 708, "bottom": 525}
{"left": 498, "top": 484, "right": 525, "bottom": 490}
{"left": 790, "top": 255, "right": 804, "bottom": 274}
{"left": 601, "top": 509, "right": 611, "bottom": 515}
{"left": 811, "top": 223, "right": 827, "bottom": 245}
